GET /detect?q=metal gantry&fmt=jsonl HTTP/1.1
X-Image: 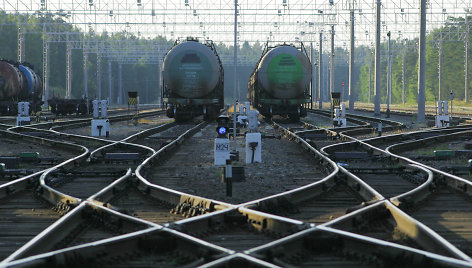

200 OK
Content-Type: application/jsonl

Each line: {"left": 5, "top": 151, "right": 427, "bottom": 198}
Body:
{"left": 4, "top": 1, "right": 472, "bottom": 45}
{"left": 36, "top": 25, "right": 169, "bottom": 103}
{"left": 17, "top": 16, "right": 24, "bottom": 63}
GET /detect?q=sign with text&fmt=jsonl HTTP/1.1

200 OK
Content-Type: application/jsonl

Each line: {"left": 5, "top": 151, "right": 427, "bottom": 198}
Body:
{"left": 214, "top": 138, "right": 230, "bottom": 165}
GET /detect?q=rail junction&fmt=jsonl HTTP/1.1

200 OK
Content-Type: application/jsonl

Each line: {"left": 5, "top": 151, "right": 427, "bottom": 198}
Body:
{"left": 0, "top": 106, "right": 470, "bottom": 267}
{"left": 2, "top": 0, "right": 472, "bottom": 267}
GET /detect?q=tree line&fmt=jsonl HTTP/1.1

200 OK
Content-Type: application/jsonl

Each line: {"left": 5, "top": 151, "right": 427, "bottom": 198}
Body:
{"left": 1, "top": 12, "right": 469, "bottom": 105}
{"left": 354, "top": 16, "right": 471, "bottom": 105}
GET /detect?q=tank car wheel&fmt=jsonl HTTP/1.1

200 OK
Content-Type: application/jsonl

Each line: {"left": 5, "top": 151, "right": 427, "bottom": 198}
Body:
{"left": 166, "top": 108, "right": 175, "bottom": 118}
{"left": 289, "top": 113, "right": 300, "bottom": 122}
{"left": 175, "top": 113, "right": 191, "bottom": 122}
{"left": 300, "top": 108, "right": 307, "bottom": 117}
{"left": 203, "top": 106, "right": 217, "bottom": 121}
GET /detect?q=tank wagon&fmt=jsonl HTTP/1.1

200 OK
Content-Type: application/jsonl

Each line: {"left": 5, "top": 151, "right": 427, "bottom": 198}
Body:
{"left": 0, "top": 60, "right": 42, "bottom": 115}
{"left": 162, "top": 37, "right": 224, "bottom": 121}
{"left": 248, "top": 43, "right": 312, "bottom": 121}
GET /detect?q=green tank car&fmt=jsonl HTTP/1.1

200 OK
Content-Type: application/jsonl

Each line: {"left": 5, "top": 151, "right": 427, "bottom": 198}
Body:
{"left": 248, "top": 44, "right": 312, "bottom": 121}
{"left": 162, "top": 37, "right": 224, "bottom": 121}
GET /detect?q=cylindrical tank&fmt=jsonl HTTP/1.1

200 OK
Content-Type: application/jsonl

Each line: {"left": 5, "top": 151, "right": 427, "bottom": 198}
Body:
{"left": 0, "top": 61, "right": 42, "bottom": 101}
{"left": 256, "top": 45, "right": 311, "bottom": 99}
{"left": 18, "top": 64, "right": 42, "bottom": 100}
{"left": 0, "top": 61, "right": 25, "bottom": 100}
{"left": 162, "top": 41, "right": 221, "bottom": 99}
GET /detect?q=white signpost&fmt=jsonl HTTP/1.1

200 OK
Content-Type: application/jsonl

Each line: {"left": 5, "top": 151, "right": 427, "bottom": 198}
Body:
{"left": 435, "top": 101, "right": 450, "bottom": 128}
{"left": 333, "top": 103, "right": 347, "bottom": 127}
{"left": 91, "top": 100, "right": 111, "bottom": 137}
{"left": 245, "top": 109, "right": 261, "bottom": 164}
{"left": 245, "top": 132, "right": 262, "bottom": 163}
{"left": 16, "top": 102, "right": 31, "bottom": 126}
{"left": 247, "top": 110, "right": 259, "bottom": 131}
{"left": 214, "top": 138, "right": 230, "bottom": 165}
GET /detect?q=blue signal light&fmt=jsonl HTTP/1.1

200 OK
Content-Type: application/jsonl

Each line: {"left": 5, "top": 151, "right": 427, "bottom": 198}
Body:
{"left": 218, "top": 127, "right": 227, "bottom": 135}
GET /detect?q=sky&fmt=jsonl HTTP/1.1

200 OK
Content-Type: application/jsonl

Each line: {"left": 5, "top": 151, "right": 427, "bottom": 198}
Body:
{"left": 2, "top": 0, "right": 472, "bottom": 47}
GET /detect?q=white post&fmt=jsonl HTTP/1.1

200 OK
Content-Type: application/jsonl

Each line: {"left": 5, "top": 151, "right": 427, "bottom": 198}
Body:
{"left": 16, "top": 102, "right": 30, "bottom": 126}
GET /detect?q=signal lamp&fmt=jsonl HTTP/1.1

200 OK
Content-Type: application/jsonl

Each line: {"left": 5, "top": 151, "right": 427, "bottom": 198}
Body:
{"left": 216, "top": 115, "right": 230, "bottom": 138}
{"left": 218, "top": 126, "right": 227, "bottom": 135}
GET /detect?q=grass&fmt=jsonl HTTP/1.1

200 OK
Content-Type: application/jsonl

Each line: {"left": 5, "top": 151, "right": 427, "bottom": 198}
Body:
{"left": 416, "top": 143, "right": 449, "bottom": 156}
{"left": 308, "top": 101, "right": 472, "bottom": 113}
{"left": 352, "top": 101, "right": 472, "bottom": 108}
{"left": 215, "top": 169, "right": 222, "bottom": 178}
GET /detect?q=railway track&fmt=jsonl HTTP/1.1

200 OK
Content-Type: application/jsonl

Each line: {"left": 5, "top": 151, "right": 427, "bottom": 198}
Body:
{"left": 391, "top": 130, "right": 472, "bottom": 179}
{"left": 284, "top": 109, "right": 407, "bottom": 152}
{"left": 0, "top": 187, "right": 63, "bottom": 261}
{"left": 0, "top": 131, "right": 87, "bottom": 261}
{"left": 246, "top": 225, "right": 471, "bottom": 267}
{"left": 322, "top": 143, "right": 424, "bottom": 199}
{"left": 139, "top": 118, "right": 330, "bottom": 204}
{"left": 401, "top": 185, "right": 472, "bottom": 256}
{"left": 354, "top": 102, "right": 472, "bottom": 118}
{"left": 1, "top": 115, "right": 236, "bottom": 265}
{"left": 0, "top": 110, "right": 168, "bottom": 262}
{"left": 253, "top": 112, "right": 472, "bottom": 263}
{"left": 316, "top": 122, "right": 472, "bottom": 259}
{"left": 235, "top": 116, "right": 373, "bottom": 226}
{"left": 385, "top": 130, "right": 472, "bottom": 256}
{"left": 0, "top": 130, "right": 78, "bottom": 184}
{"left": 1, "top": 109, "right": 472, "bottom": 266}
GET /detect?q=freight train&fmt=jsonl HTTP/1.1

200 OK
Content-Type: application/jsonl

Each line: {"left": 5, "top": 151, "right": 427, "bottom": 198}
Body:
{"left": 0, "top": 60, "right": 42, "bottom": 115}
{"left": 248, "top": 43, "right": 312, "bottom": 121}
{"left": 161, "top": 37, "right": 224, "bottom": 121}
{"left": 0, "top": 59, "right": 90, "bottom": 116}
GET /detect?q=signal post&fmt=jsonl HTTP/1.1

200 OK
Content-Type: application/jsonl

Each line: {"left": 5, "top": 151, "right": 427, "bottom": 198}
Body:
{"left": 214, "top": 115, "right": 230, "bottom": 166}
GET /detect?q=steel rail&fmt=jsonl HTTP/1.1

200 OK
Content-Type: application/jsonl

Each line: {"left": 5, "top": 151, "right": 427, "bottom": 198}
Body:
{"left": 135, "top": 121, "right": 234, "bottom": 217}
{"left": 246, "top": 225, "right": 472, "bottom": 267}
{"left": 1, "top": 198, "right": 157, "bottom": 264}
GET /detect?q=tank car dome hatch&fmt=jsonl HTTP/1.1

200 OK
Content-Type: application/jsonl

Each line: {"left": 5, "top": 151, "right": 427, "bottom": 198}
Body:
{"left": 256, "top": 45, "right": 311, "bottom": 99}
{"left": 162, "top": 41, "right": 221, "bottom": 99}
